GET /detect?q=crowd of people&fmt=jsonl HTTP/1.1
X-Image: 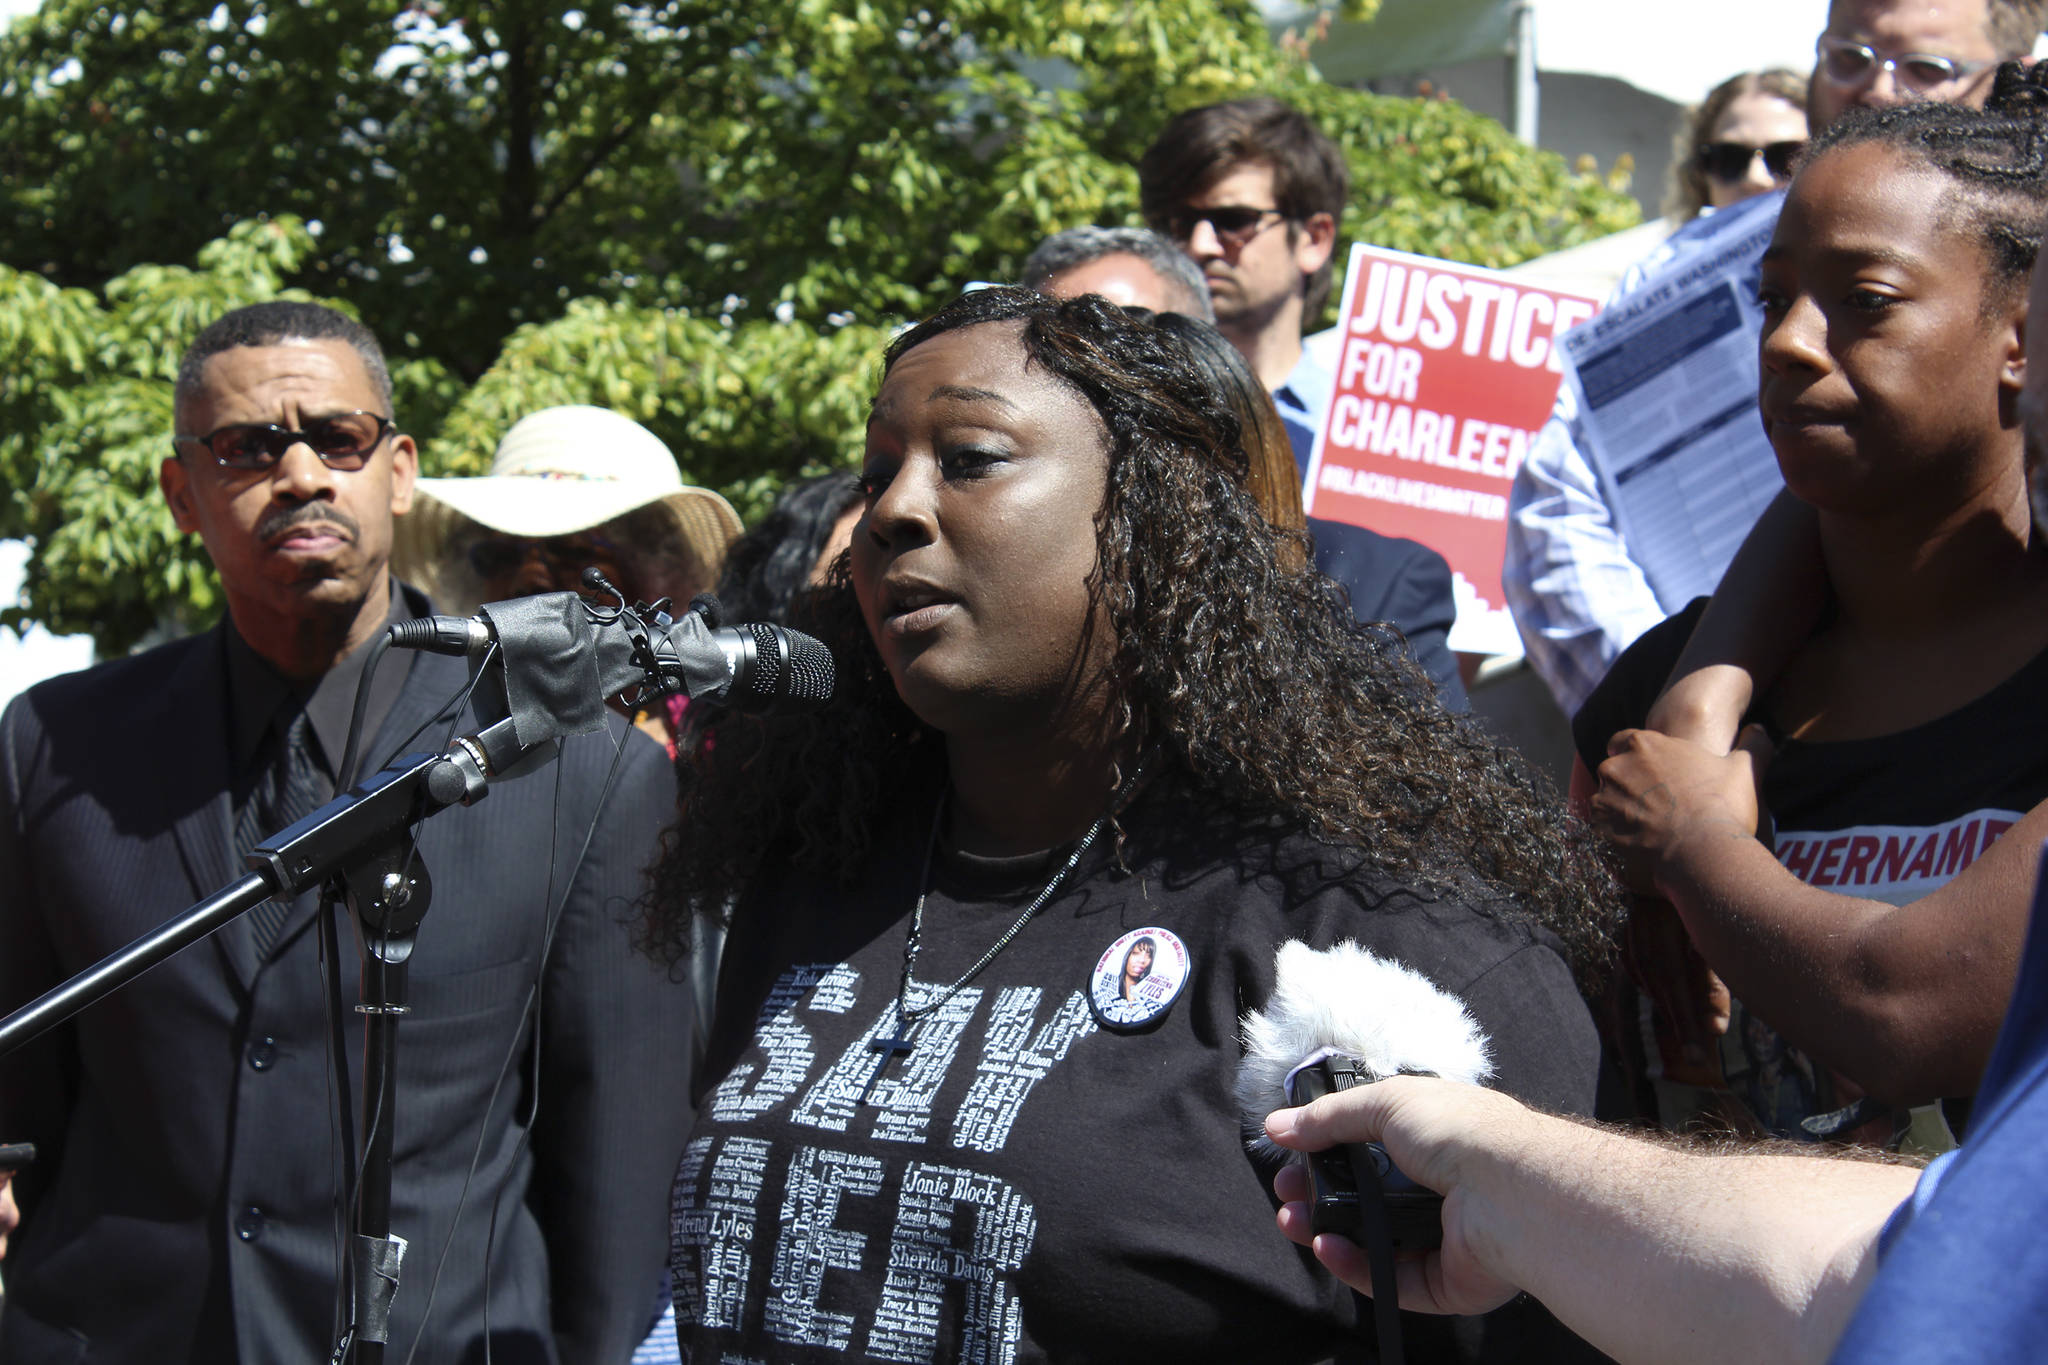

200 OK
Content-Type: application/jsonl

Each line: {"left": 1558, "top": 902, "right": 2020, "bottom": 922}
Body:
{"left": 4, "top": 0, "right": 2048, "bottom": 1362}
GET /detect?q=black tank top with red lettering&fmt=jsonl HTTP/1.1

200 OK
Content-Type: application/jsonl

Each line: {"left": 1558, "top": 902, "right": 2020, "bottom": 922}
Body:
{"left": 1576, "top": 599, "right": 2048, "bottom": 1139}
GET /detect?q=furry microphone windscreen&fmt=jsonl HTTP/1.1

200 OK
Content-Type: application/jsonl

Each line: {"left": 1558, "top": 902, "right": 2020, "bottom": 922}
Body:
{"left": 1236, "top": 940, "right": 1493, "bottom": 1162}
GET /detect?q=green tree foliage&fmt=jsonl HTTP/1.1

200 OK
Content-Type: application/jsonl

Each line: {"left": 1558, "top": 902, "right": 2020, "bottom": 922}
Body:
{"left": 0, "top": 0, "right": 1634, "bottom": 653}
{"left": 0, "top": 218, "right": 462, "bottom": 648}
{"left": 2, "top": 0, "right": 742, "bottom": 379}
{"left": 431, "top": 299, "right": 889, "bottom": 517}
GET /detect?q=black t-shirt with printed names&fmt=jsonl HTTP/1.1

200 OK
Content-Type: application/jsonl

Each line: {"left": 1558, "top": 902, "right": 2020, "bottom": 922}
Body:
{"left": 671, "top": 785, "right": 1609, "bottom": 1364}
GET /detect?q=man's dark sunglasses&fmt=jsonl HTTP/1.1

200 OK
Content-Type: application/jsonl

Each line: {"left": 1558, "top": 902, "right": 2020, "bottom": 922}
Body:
{"left": 172, "top": 410, "right": 395, "bottom": 471}
{"left": 1695, "top": 140, "right": 1804, "bottom": 184}
{"left": 1161, "top": 204, "right": 1287, "bottom": 247}
{"left": 466, "top": 532, "right": 620, "bottom": 581}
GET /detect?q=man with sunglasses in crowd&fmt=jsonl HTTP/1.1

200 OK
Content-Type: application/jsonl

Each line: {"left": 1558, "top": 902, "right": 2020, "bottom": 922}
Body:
{"left": 0, "top": 301, "right": 690, "bottom": 1362}
{"left": 1140, "top": 97, "right": 1346, "bottom": 462}
{"left": 1505, "top": 0, "right": 2048, "bottom": 718}
{"left": 1138, "top": 98, "right": 1466, "bottom": 706}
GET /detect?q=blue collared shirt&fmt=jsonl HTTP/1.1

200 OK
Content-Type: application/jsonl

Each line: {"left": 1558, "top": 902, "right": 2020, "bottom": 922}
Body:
{"left": 1501, "top": 195, "right": 1783, "bottom": 716}
{"left": 1273, "top": 345, "right": 1334, "bottom": 479}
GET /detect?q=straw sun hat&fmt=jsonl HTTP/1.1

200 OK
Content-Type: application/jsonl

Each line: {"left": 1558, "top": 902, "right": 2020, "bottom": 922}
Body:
{"left": 392, "top": 405, "right": 743, "bottom": 613}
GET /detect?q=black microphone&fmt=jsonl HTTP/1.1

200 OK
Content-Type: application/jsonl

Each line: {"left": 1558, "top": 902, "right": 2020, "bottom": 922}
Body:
{"left": 387, "top": 613, "right": 495, "bottom": 657}
{"left": 390, "top": 599, "right": 836, "bottom": 712}
{"left": 693, "top": 619, "right": 836, "bottom": 713}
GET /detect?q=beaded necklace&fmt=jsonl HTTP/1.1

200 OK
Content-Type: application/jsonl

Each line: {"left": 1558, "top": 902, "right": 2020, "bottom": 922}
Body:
{"left": 858, "top": 759, "right": 1147, "bottom": 1105}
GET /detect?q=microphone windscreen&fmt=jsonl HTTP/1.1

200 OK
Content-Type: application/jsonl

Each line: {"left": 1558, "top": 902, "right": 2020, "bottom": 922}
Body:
{"left": 687, "top": 592, "right": 724, "bottom": 628}
{"left": 779, "top": 628, "right": 837, "bottom": 706}
{"left": 720, "top": 623, "right": 836, "bottom": 711}
{"left": 478, "top": 591, "right": 612, "bottom": 746}
{"left": 1237, "top": 940, "right": 1492, "bottom": 1161}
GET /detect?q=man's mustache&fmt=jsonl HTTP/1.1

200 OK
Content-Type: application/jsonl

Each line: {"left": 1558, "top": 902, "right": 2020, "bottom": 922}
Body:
{"left": 257, "top": 502, "right": 359, "bottom": 543}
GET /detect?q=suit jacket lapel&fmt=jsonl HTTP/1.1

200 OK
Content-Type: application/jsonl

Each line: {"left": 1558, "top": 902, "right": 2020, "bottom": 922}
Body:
{"left": 173, "top": 592, "right": 453, "bottom": 984}
{"left": 261, "top": 635, "right": 437, "bottom": 965}
{"left": 345, "top": 582, "right": 459, "bottom": 781}
{"left": 149, "top": 627, "right": 267, "bottom": 992}
{"left": 360, "top": 646, "right": 444, "bottom": 773}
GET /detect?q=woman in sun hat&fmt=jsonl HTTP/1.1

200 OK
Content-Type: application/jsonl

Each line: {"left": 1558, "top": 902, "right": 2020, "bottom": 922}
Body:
{"left": 393, "top": 404, "right": 743, "bottom": 748}
{"left": 394, "top": 404, "right": 742, "bottom": 612}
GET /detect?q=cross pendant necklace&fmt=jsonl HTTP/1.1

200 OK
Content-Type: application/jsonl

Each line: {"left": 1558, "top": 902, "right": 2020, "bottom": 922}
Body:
{"left": 859, "top": 1027, "right": 918, "bottom": 1104}
{"left": 859, "top": 759, "right": 1146, "bottom": 1107}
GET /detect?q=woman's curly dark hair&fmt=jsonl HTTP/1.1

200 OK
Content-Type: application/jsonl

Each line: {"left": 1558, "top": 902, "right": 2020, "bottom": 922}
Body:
{"left": 1802, "top": 60, "right": 2048, "bottom": 307}
{"left": 712, "top": 472, "right": 864, "bottom": 626}
{"left": 645, "top": 287, "right": 1620, "bottom": 980}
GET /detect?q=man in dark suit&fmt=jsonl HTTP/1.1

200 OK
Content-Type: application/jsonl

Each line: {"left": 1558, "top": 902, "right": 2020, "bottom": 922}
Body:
{"left": 1135, "top": 106, "right": 1469, "bottom": 706}
{"left": 0, "top": 302, "right": 689, "bottom": 1361}
{"left": 1303, "top": 516, "right": 1464, "bottom": 709}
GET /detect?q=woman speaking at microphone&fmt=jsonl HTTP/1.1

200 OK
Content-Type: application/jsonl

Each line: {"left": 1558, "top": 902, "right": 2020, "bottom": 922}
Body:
{"left": 645, "top": 288, "right": 1617, "bottom": 1362}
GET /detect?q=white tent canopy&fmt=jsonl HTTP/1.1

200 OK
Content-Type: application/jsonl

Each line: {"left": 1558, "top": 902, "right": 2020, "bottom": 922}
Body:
{"left": 1266, "top": 0, "right": 1831, "bottom": 119}
{"left": 1536, "top": 0, "right": 1829, "bottom": 107}
{"left": 1264, "top": 0, "right": 1522, "bottom": 78}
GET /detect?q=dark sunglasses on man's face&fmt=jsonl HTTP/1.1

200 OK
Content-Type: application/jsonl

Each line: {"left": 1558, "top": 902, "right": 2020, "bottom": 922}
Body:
{"left": 172, "top": 410, "right": 395, "bottom": 471}
{"left": 1161, "top": 204, "right": 1287, "bottom": 247}
{"left": 466, "top": 533, "right": 621, "bottom": 582}
{"left": 1695, "top": 140, "right": 1804, "bottom": 184}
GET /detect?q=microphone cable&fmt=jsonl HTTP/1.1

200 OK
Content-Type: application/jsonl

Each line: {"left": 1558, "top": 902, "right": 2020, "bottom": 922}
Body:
{"left": 335, "top": 633, "right": 389, "bottom": 793}
{"left": 322, "top": 651, "right": 507, "bottom": 1363}
{"left": 399, "top": 704, "right": 637, "bottom": 1365}
{"left": 1356, "top": 1156, "right": 1409, "bottom": 1365}
{"left": 319, "top": 628, "right": 395, "bottom": 1355}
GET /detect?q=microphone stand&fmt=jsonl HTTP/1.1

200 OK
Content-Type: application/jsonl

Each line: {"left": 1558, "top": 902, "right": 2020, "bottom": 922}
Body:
{"left": 0, "top": 717, "right": 523, "bottom": 1365}
{"left": 0, "top": 589, "right": 830, "bottom": 1363}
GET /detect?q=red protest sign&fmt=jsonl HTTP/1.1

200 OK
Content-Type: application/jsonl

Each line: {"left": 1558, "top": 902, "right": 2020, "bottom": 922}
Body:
{"left": 1304, "top": 244, "right": 1599, "bottom": 657}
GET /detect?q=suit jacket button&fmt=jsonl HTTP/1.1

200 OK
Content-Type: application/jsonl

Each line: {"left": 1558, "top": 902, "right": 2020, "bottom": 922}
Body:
{"left": 235, "top": 1206, "right": 266, "bottom": 1241}
{"left": 248, "top": 1037, "right": 277, "bottom": 1071}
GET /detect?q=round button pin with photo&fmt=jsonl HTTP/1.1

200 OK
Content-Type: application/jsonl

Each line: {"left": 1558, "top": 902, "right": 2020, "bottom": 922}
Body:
{"left": 1089, "top": 926, "right": 1190, "bottom": 1030}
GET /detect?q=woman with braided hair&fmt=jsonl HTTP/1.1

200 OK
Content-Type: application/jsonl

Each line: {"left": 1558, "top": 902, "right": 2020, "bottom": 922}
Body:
{"left": 1574, "top": 61, "right": 2048, "bottom": 1149}
{"left": 650, "top": 286, "right": 1617, "bottom": 1362}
